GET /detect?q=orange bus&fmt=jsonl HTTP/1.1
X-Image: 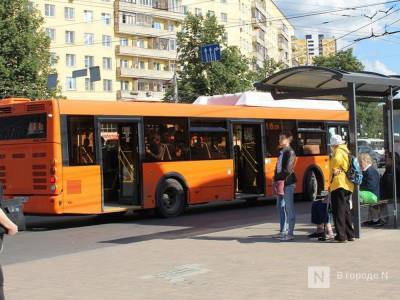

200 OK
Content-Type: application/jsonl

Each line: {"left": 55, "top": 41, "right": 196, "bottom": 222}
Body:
{"left": 0, "top": 98, "right": 348, "bottom": 217}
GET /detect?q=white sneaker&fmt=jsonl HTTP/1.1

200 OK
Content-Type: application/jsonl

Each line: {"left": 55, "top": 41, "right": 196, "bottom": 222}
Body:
{"left": 279, "top": 235, "right": 294, "bottom": 241}
{"left": 273, "top": 232, "right": 287, "bottom": 239}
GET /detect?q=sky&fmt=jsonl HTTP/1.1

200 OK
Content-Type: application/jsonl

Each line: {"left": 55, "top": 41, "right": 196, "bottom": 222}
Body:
{"left": 274, "top": 0, "right": 400, "bottom": 74}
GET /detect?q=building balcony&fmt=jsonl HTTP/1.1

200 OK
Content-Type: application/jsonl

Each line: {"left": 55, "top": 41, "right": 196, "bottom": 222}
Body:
{"left": 252, "top": 35, "right": 265, "bottom": 46}
{"left": 117, "top": 90, "right": 165, "bottom": 101}
{"left": 252, "top": 0, "right": 267, "bottom": 16}
{"left": 251, "top": 17, "right": 267, "bottom": 31}
{"left": 117, "top": 23, "right": 176, "bottom": 38}
{"left": 117, "top": 45, "right": 177, "bottom": 60}
{"left": 118, "top": 2, "right": 185, "bottom": 22}
{"left": 118, "top": 67, "right": 174, "bottom": 80}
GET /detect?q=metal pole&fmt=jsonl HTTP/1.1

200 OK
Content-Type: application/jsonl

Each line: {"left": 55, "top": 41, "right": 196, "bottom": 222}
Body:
{"left": 347, "top": 83, "right": 361, "bottom": 238}
{"left": 173, "top": 72, "right": 178, "bottom": 103}
{"left": 388, "top": 87, "right": 398, "bottom": 228}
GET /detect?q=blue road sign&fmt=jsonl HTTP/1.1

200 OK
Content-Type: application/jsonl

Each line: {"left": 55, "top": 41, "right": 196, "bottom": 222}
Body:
{"left": 201, "top": 43, "right": 221, "bottom": 63}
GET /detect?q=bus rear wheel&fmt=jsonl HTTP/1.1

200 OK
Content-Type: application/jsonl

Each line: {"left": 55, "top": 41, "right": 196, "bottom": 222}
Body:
{"left": 156, "top": 178, "right": 186, "bottom": 218}
{"left": 304, "top": 171, "right": 318, "bottom": 202}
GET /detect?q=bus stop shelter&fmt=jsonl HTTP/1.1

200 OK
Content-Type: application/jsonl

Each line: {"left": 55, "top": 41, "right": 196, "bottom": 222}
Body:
{"left": 254, "top": 66, "right": 400, "bottom": 238}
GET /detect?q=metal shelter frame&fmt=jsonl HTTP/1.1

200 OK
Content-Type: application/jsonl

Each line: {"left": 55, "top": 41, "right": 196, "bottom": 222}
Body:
{"left": 254, "top": 66, "right": 400, "bottom": 238}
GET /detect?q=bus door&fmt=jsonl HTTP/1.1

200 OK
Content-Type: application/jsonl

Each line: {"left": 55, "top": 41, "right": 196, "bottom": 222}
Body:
{"left": 98, "top": 119, "right": 141, "bottom": 207}
{"left": 232, "top": 122, "right": 265, "bottom": 195}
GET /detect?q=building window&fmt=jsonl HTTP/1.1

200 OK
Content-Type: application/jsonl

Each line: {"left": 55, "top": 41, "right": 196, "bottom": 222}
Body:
{"left": 66, "top": 54, "right": 76, "bottom": 67}
{"left": 50, "top": 52, "right": 57, "bottom": 66}
{"left": 136, "top": 39, "right": 145, "bottom": 48}
{"left": 144, "top": 117, "right": 189, "bottom": 162}
{"left": 183, "top": 5, "right": 189, "bottom": 15}
{"left": 153, "top": 62, "right": 161, "bottom": 71}
{"left": 66, "top": 77, "right": 76, "bottom": 91}
{"left": 152, "top": 21, "right": 161, "bottom": 29}
{"left": 103, "top": 79, "right": 113, "bottom": 92}
{"left": 121, "top": 81, "right": 129, "bottom": 91}
{"left": 83, "top": 10, "right": 93, "bottom": 23}
{"left": 169, "top": 39, "right": 176, "bottom": 51}
{"left": 138, "top": 81, "right": 146, "bottom": 91}
{"left": 195, "top": 8, "right": 202, "bottom": 16}
{"left": 44, "top": 4, "right": 55, "bottom": 17}
{"left": 65, "top": 31, "right": 75, "bottom": 44}
{"left": 102, "top": 35, "right": 112, "bottom": 47}
{"left": 84, "top": 33, "right": 94, "bottom": 45}
{"left": 207, "top": 10, "right": 215, "bottom": 17}
{"left": 64, "top": 7, "right": 75, "bottom": 20}
{"left": 120, "top": 59, "right": 129, "bottom": 68}
{"left": 45, "top": 28, "right": 56, "bottom": 42}
{"left": 103, "top": 57, "right": 112, "bottom": 70}
{"left": 85, "top": 78, "right": 95, "bottom": 91}
{"left": 84, "top": 56, "right": 94, "bottom": 68}
{"left": 120, "top": 38, "right": 129, "bottom": 46}
{"left": 221, "top": 13, "right": 227, "bottom": 23}
{"left": 101, "top": 13, "right": 111, "bottom": 25}
{"left": 138, "top": 61, "right": 145, "bottom": 69}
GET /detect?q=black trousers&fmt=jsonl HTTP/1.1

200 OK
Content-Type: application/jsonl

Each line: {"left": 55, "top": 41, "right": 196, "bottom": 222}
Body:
{"left": 0, "top": 265, "right": 4, "bottom": 300}
{"left": 331, "top": 188, "right": 355, "bottom": 241}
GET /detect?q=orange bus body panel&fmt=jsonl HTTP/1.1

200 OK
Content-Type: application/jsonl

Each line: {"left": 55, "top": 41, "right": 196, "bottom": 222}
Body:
{"left": 57, "top": 100, "right": 349, "bottom": 122}
{"left": 142, "top": 160, "right": 234, "bottom": 208}
{"left": 61, "top": 166, "right": 102, "bottom": 214}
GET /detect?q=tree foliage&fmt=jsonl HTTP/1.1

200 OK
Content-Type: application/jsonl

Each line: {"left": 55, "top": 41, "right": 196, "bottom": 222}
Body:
{"left": 313, "top": 49, "right": 383, "bottom": 138}
{"left": 0, "top": 0, "right": 59, "bottom": 99}
{"left": 164, "top": 14, "right": 254, "bottom": 103}
{"left": 252, "top": 58, "right": 284, "bottom": 82}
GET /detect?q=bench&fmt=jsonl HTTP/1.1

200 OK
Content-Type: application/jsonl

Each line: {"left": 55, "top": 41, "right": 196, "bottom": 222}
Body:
{"left": 360, "top": 199, "right": 390, "bottom": 223}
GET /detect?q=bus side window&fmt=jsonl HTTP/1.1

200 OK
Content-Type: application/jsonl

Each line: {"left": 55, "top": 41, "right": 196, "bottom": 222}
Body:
{"left": 266, "top": 120, "right": 298, "bottom": 157}
{"left": 189, "top": 120, "right": 229, "bottom": 160}
{"left": 144, "top": 117, "right": 189, "bottom": 162}
{"left": 297, "top": 122, "right": 327, "bottom": 156}
{"left": 67, "top": 116, "right": 96, "bottom": 166}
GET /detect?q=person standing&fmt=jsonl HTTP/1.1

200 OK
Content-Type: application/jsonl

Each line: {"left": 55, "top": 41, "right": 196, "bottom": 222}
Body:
{"left": 273, "top": 131, "right": 297, "bottom": 241}
{"left": 0, "top": 208, "right": 18, "bottom": 300}
{"left": 329, "top": 135, "right": 355, "bottom": 243}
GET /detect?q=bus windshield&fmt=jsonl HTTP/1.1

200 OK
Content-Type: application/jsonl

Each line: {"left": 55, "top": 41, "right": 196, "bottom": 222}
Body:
{"left": 0, "top": 113, "right": 47, "bottom": 140}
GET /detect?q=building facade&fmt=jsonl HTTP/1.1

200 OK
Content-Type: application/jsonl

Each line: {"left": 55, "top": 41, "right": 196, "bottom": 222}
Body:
{"left": 33, "top": 0, "right": 293, "bottom": 101}
{"left": 183, "top": 0, "right": 294, "bottom": 69}
{"left": 295, "top": 34, "right": 337, "bottom": 65}
{"left": 115, "top": 0, "right": 183, "bottom": 101}
{"left": 31, "top": 0, "right": 117, "bottom": 100}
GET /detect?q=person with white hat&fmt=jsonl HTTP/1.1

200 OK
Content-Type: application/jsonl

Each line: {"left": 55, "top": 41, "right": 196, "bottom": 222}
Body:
{"left": 329, "top": 134, "right": 355, "bottom": 243}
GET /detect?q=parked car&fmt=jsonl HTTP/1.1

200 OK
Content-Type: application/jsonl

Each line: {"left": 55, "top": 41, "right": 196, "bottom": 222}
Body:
{"left": 358, "top": 146, "right": 385, "bottom": 168}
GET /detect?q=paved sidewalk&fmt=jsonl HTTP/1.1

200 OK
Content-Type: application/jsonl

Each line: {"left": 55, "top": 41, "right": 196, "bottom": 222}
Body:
{"left": 4, "top": 210, "right": 400, "bottom": 300}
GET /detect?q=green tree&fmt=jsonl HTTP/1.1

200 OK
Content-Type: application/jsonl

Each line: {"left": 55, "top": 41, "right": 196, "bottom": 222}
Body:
{"left": 313, "top": 49, "right": 383, "bottom": 138}
{"left": 0, "top": 0, "right": 59, "bottom": 99}
{"left": 164, "top": 14, "right": 254, "bottom": 103}
{"left": 251, "top": 58, "right": 284, "bottom": 82}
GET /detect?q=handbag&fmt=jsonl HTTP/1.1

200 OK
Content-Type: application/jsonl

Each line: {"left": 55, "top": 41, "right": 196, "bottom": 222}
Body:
{"left": 273, "top": 180, "right": 285, "bottom": 196}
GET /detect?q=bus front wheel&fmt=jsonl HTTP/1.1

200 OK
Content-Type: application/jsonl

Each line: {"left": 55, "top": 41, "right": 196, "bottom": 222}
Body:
{"left": 156, "top": 178, "right": 186, "bottom": 218}
{"left": 304, "top": 171, "right": 318, "bottom": 202}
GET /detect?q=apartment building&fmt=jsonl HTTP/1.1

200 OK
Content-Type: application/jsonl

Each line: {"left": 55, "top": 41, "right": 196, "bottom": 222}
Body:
{"left": 183, "top": 0, "right": 294, "bottom": 69}
{"left": 295, "top": 34, "right": 337, "bottom": 65}
{"left": 254, "top": 0, "right": 294, "bottom": 68}
{"left": 31, "top": 0, "right": 117, "bottom": 100}
{"left": 115, "top": 0, "right": 183, "bottom": 101}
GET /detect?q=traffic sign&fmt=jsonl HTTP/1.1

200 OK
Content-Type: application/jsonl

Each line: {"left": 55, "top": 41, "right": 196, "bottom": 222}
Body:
{"left": 200, "top": 43, "right": 221, "bottom": 63}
